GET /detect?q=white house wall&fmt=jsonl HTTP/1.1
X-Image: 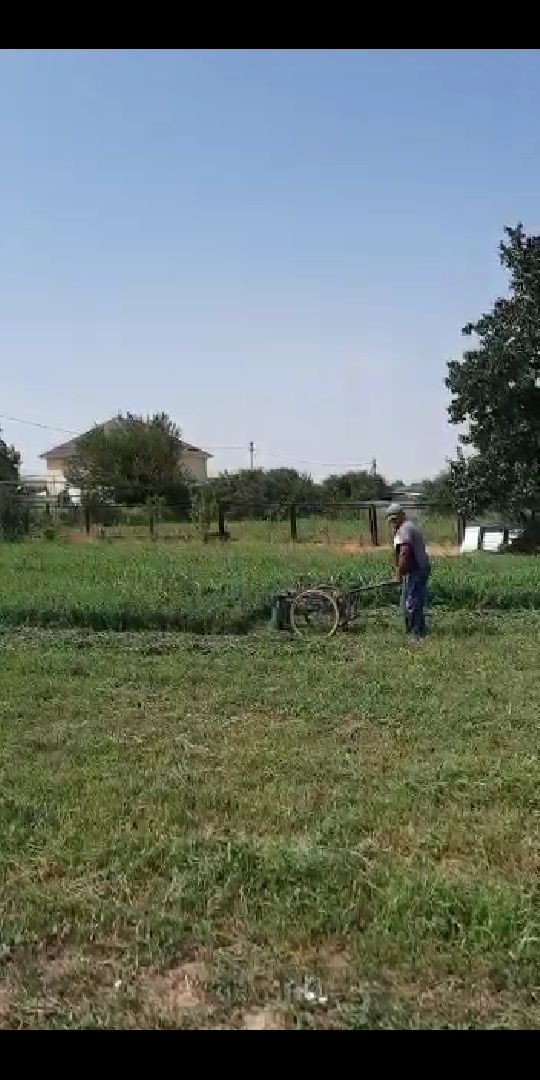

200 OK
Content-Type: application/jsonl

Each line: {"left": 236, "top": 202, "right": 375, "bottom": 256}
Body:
{"left": 45, "top": 450, "right": 208, "bottom": 493}
{"left": 180, "top": 451, "right": 208, "bottom": 483}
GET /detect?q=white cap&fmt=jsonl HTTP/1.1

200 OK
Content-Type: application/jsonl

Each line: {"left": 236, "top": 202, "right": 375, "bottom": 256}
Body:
{"left": 385, "top": 502, "right": 404, "bottom": 518}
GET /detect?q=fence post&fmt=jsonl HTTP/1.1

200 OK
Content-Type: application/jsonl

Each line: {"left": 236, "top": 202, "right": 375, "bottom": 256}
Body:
{"left": 217, "top": 502, "right": 226, "bottom": 539}
{"left": 84, "top": 506, "right": 91, "bottom": 535}
{"left": 149, "top": 510, "right": 155, "bottom": 538}
{"left": 289, "top": 503, "right": 298, "bottom": 542}
{"left": 368, "top": 505, "right": 377, "bottom": 546}
{"left": 372, "top": 505, "right": 379, "bottom": 546}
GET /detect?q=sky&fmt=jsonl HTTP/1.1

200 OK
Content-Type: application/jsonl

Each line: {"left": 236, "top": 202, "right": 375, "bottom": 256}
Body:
{"left": 1, "top": 48, "right": 540, "bottom": 482}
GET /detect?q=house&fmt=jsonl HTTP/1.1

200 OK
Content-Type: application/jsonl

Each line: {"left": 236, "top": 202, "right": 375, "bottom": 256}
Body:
{"left": 392, "top": 487, "right": 423, "bottom": 505}
{"left": 40, "top": 419, "right": 212, "bottom": 496}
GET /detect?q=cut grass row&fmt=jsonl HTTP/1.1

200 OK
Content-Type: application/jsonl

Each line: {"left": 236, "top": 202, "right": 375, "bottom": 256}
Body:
{"left": 0, "top": 541, "right": 538, "bottom": 632}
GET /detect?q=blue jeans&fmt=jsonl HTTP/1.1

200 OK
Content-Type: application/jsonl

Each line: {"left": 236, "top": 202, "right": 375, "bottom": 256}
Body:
{"left": 402, "top": 567, "right": 430, "bottom": 637}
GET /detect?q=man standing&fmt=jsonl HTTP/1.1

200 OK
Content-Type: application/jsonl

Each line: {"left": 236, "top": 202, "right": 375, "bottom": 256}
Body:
{"left": 386, "top": 503, "right": 431, "bottom": 640}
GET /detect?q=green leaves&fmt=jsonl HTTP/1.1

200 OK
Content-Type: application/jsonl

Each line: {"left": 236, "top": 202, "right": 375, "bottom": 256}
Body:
{"left": 200, "top": 468, "right": 392, "bottom": 518}
{"left": 65, "top": 413, "right": 185, "bottom": 505}
{"left": 446, "top": 224, "right": 540, "bottom": 518}
{"left": 0, "top": 426, "right": 20, "bottom": 484}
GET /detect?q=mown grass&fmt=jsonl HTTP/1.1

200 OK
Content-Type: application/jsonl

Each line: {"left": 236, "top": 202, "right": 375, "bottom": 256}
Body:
{"left": 0, "top": 612, "right": 539, "bottom": 1028}
{"left": 0, "top": 541, "right": 538, "bottom": 632}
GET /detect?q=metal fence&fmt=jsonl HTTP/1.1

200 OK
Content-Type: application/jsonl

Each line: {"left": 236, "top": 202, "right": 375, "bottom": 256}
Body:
{"left": 2, "top": 492, "right": 465, "bottom": 548}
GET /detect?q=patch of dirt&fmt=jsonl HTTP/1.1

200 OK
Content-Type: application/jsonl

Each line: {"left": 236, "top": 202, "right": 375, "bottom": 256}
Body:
{"left": 242, "top": 1006, "right": 285, "bottom": 1030}
{"left": 140, "top": 959, "right": 209, "bottom": 1016}
{"left": 299, "top": 539, "right": 384, "bottom": 554}
{"left": 301, "top": 539, "right": 459, "bottom": 556}
{"left": 40, "top": 946, "right": 93, "bottom": 986}
{"left": 333, "top": 717, "right": 410, "bottom": 763}
{"left": 394, "top": 973, "right": 527, "bottom": 1022}
{"left": 426, "top": 543, "right": 459, "bottom": 556}
{"left": 289, "top": 936, "right": 353, "bottom": 989}
{"left": 0, "top": 984, "right": 11, "bottom": 1026}
{"left": 323, "top": 949, "right": 351, "bottom": 982}
{"left": 39, "top": 944, "right": 133, "bottom": 999}
{"left": 325, "top": 540, "right": 374, "bottom": 553}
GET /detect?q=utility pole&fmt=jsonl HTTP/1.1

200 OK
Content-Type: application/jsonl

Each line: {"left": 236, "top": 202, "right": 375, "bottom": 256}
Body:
{"left": 249, "top": 441, "right": 255, "bottom": 470}
{"left": 371, "top": 457, "right": 377, "bottom": 477}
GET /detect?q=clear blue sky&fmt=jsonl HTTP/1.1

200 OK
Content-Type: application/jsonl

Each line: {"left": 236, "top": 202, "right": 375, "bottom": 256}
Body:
{"left": 1, "top": 49, "right": 539, "bottom": 481}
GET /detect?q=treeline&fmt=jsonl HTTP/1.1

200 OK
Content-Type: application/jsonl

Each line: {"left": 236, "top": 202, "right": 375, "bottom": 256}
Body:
{"left": 0, "top": 410, "right": 462, "bottom": 545}
{"left": 195, "top": 467, "right": 393, "bottom": 519}
{"left": 0, "top": 426, "right": 24, "bottom": 540}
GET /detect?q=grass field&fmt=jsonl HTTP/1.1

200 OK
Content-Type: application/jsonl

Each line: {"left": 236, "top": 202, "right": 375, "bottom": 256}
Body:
{"left": 0, "top": 542, "right": 539, "bottom": 632}
{"left": 0, "top": 539, "right": 538, "bottom": 1028}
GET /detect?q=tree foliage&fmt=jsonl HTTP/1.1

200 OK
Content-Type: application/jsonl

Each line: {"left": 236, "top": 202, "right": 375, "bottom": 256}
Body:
{"left": 0, "top": 489, "right": 27, "bottom": 540}
{"left": 419, "top": 469, "right": 456, "bottom": 513}
{"left": 446, "top": 224, "right": 540, "bottom": 520}
{"left": 321, "top": 470, "right": 391, "bottom": 503}
{"left": 195, "top": 466, "right": 393, "bottom": 521}
{"left": 202, "top": 468, "right": 318, "bottom": 518}
{"left": 65, "top": 413, "right": 187, "bottom": 505}
{"left": 0, "top": 427, "right": 20, "bottom": 483}
{"left": 0, "top": 426, "right": 24, "bottom": 539}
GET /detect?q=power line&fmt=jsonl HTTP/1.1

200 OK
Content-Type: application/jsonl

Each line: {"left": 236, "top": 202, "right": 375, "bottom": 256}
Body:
{"left": 208, "top": 444, "right": 248, "bottom": 451}
{"left": 0, "top": 413, "right": 375, "bottom": 471}
{"left": 0, "top": 414, "right": 79, "bottom": 436}
{"left": 0, "top": 416, "right": 250, "bottom": 452}
{"left": 258, "top": 450, "right": 374, "bottom": 468}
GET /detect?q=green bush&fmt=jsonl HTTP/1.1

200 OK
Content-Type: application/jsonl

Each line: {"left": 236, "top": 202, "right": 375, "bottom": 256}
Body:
{"left": 90, "top": 504, "right": 125, "bottom": 527}
{"left": 507, "top": 519, "right": 540, "bottom": 554}
{"left": 0, "top": 490, "right": 28, "bottom": 541}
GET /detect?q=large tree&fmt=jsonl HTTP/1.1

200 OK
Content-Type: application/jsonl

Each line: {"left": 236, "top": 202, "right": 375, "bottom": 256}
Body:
{"left": 419, "top": 469, "right": 456, "bottom": 513}
{"left": 0, "top": 426, "right": 20, "bottom": 483}
{"left": 446, "top": 224, "right": 540, "bottom": 520}
{"left": 203, "top": 467, "right": 392, "bottom": 517}
{"left": 321, "top": 469, "right": 391, "bottom": 504}
{"left": 66, "top": 413, "right": 186, "bottom": 505}
{"left": 0, "top": 427, "right": 23, "bottom": 540}
{"left": 203, "top": 467, "right": 318, "bottom": 518}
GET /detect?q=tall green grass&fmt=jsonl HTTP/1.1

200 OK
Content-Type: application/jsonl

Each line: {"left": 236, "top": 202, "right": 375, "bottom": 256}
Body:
{"left": 63, "top": 511, "right": 460, "bottom": 547}
{"left": 0, "top": 541, "right": 538, "bottom": 632}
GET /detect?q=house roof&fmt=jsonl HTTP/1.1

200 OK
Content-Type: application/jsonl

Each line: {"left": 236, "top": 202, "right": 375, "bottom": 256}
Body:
{"left": 40, "top": 421, "right": 212, "bottom": 460}
{"left": 40, "top": 437, "right": 79, "bottom": 460}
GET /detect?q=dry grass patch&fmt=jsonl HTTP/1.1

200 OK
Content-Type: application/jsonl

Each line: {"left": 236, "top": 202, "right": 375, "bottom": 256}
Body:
{"left": 0, "top": 984, "right": 11, "bottom": 1028}
{"left": 137, "top": 958, "right": 211, "bottom": 1024}
{"left": 242, "top": 1006, "right": 286, "bottom": 1029}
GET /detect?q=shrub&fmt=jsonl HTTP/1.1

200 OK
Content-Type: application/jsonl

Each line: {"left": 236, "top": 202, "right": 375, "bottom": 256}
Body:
{"left": 507, "top": 519, "right": 540, "bottom": 554}
{"left": 0, "top": 490, "right": 28, "bottom": 541}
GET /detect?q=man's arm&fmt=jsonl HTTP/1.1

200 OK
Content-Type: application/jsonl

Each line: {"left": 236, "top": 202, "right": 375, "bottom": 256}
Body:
{"left": 397, "top": 542, "right": 414, "bottom": 581}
